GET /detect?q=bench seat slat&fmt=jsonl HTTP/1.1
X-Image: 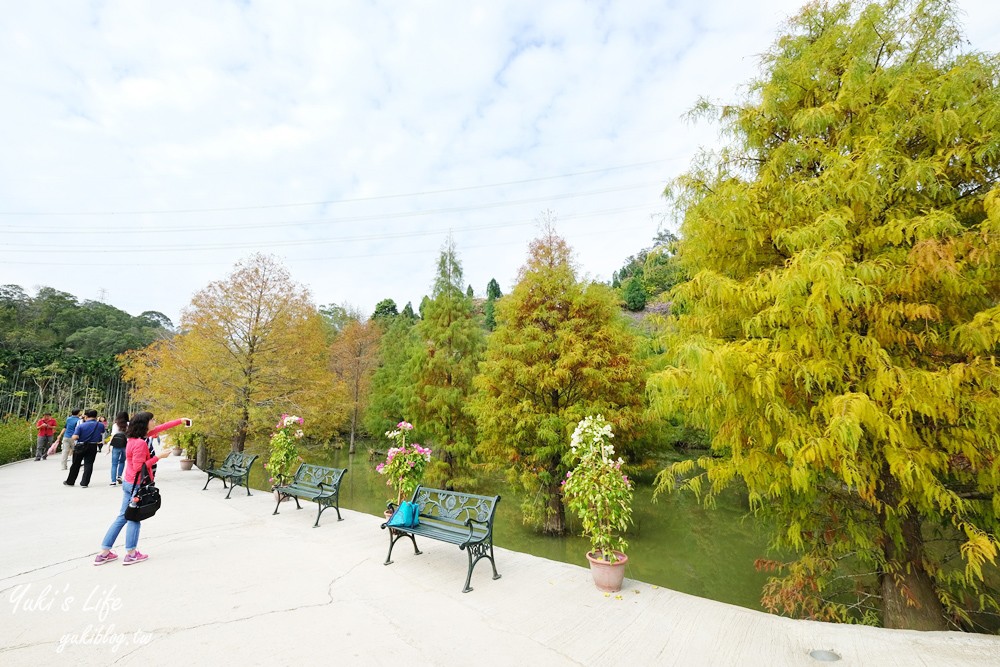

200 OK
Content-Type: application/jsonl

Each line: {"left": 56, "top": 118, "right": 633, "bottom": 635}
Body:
{"left": 272, "top": 464, "right": 347, "bottom": 527}
{"left": 202, "top": 452, "right": 258, "bottom": 499}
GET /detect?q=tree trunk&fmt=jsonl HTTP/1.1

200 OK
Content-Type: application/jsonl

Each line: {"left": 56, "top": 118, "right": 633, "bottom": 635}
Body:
{"left": 541, "top": 482, "right": 567, "bottom": 535}
{"left": 878, "top": 466, "right": 947, "bottom": 630}
{"left": 880, "top": 566, "right": 947, "bottom": 630}
{"left": 232, "top": 402, "right": 249, "bottom": 453}
{"left": 348, "top": 404, "right": 357, "bottom": 455}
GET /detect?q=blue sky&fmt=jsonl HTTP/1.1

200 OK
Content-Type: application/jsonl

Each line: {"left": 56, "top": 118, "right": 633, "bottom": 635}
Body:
{"left": 1, "top": 0, "right": 998, "bottom": 324}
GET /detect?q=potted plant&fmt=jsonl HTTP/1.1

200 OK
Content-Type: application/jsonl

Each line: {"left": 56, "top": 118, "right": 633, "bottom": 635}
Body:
{"left": 169, "top": 434, "right": 183, "bottom": 457}
{"left": 174, "top": 430, "right": 197, "bottom": 471}
{"left": 562, "top": 414, "right": 634, "bottom": 592}
{"left": 266, "top": 414, "right": 304, "bottom": 501}
{"left": 375, "top": 421, "right": 432, "bottom": 514}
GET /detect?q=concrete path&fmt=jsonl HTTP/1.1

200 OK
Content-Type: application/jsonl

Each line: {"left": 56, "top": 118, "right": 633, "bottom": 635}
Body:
{"left": 1, "top": 452, "right": 997, "bottom": 666}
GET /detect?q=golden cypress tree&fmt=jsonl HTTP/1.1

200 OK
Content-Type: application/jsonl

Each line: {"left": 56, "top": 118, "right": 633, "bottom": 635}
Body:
{"left": 471, "top": 222, "right": 645, "bottom": 534}
{"left": 123, "top": 254, "right": 343, "bottom": 452}
{"left": 653, "top": 0, "right": 1000, "bottom": 630}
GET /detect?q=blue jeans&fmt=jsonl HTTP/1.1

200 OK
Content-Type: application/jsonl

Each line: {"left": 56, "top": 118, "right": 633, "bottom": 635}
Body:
{"left": 101, "top": 482, "right": 140, "bottom": 551}
{"left": 110, "top": 447, "right": 126, "bottom": 483}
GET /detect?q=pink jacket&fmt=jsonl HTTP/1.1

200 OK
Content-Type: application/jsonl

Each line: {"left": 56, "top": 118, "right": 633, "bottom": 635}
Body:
{"left": 123, "top": 419, "right": 186, "bottom": 484}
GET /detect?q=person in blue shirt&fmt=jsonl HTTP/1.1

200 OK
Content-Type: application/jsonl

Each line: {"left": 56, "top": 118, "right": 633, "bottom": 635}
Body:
{"left": 63, "top": 409, "right": 106, "bottom": 488}
{"left": 54, "top": 409, "right": 82, "bottom": 471}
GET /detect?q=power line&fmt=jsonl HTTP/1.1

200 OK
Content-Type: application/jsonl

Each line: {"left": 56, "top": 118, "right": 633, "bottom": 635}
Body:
{"left": 0, "top": 203, "right": 659, "bottom": 256}
{"left": 0, "top": 222, "right": 658, "bottom": 268}
{"left": 0, "top": 182, "right": 664, "bottom": 234}
{"left": 0, "top": 158, "right": 677, "bottom": 217}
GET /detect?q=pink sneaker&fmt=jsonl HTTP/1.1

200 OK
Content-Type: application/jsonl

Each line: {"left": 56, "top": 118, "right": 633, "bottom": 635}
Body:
{"left": 93, "top": 551, "right": 118, "bottom": 566}
{"left": 122, "top": 551, "right": 149, "bottom": 566}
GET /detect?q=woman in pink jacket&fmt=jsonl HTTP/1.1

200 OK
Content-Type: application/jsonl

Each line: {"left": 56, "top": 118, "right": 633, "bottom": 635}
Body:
{"left": 93, "top": 411, "right": 191, "bottom": 566}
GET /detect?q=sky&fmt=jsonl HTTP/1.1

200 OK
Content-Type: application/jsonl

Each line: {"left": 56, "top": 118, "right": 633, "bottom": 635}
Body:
{"left": 2, "top": 1, "right": 998, "bottom": 325}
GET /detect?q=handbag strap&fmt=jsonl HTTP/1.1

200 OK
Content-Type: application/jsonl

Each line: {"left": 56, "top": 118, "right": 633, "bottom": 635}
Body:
{"left": 131, "top": 462, "right": 152, "bottom": 487}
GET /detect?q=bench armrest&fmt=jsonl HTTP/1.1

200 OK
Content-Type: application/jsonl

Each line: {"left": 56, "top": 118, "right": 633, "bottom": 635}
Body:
{"left": 460, "top": 517, "right": 491, "bottom": 546}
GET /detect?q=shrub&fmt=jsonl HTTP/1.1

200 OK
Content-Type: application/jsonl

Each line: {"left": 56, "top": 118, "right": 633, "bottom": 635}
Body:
{"left": 0, "top": 421, "right": 34, "bottom": 466}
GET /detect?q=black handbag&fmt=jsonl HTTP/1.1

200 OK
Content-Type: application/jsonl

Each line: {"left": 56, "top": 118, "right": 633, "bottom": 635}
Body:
{"left": 125, "top": 463, "right": 162, "bottom": 522}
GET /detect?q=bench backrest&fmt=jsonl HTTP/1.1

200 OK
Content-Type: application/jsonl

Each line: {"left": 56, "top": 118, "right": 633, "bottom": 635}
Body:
{"left": 231, "top": 452, "right": 257, "bottom": 469}
{"left": 411, "top": 486, "right": 500, "bottom": 530}
{"left": 292, "top": 463, "right": 346, "bottom": 489}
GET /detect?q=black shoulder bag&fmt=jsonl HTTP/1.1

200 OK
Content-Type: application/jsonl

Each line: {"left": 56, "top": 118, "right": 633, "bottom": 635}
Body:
{"left": 124, "top": 463, "right": 162, "bottom": 522}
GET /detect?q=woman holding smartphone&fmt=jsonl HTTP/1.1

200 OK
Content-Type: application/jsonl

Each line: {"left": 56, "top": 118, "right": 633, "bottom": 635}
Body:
{"left": 93, "top": 412, "right": 192, "bottom": 566}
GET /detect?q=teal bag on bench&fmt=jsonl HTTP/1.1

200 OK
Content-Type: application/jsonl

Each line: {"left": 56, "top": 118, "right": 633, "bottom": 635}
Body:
{"left": 387, "top": 500, "right": 419, "bottom": 528}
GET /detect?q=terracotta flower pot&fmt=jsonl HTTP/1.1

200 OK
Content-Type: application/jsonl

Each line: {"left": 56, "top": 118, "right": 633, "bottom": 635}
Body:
{"left": 179, "top": 459, "right": 194, "bottom": 471}
{"left": 586, "top": 551, "right": 628, "bottom": 592}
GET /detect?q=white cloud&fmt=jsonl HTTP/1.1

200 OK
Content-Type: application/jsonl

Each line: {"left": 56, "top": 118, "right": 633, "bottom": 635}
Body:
{"left": 0, "top": 0, "right": 997, "bottom": 320}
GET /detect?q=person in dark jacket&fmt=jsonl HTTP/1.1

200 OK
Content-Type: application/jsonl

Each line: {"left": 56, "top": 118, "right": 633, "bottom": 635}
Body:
{"left": 63, "top": 409, "right": 106, "bottom": 488}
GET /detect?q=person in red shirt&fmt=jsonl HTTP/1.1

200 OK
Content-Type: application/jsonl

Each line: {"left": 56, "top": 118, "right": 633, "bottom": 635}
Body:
{"left": 93, "top": 411, "right": 191, "bottom": 566}
{"left": 34, "top": 412, "right": 57, "bottom": 461}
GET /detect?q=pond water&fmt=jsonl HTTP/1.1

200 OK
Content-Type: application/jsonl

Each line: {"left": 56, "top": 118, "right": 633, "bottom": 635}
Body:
{"left": 246, "top": 444, "right": 774, "bottom": 611}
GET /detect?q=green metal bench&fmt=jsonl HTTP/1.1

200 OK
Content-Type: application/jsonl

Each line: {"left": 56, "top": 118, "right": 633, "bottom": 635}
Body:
{"left": 381, "top": 485, "right": 501, "bottom": 593}
{"left": 202, "top": 451, "right": 258, "bottom": 499}
{"left": 273, "top": 463, "right": 348, "bottom": 527}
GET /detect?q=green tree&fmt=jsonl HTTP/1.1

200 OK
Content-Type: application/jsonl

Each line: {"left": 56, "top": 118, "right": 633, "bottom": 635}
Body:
{"left": 622, "top": 277, "right": 647, "bottom": 311}
{"left": 371, "top": 298, "right": 399, "bottom": 322}
{"left": 470, "top": 223, "right": 645, "bottom": 534}
{"left": 408, "top": 238, "right": 484, "bottom": 487}
{"left": 652, "top": 0, "right": 1000, "bottom": 631}
{"left": 364, "top": 315, "right": 417, "bottom": 439}
{"left": 0, "top": 284, "right": 170, "bottom": 419}
{"left": 486, "top": 278, "right": 503, "bottom": 301}
{"left": 483, "top": 300, "right": 497, "bottom": 331}
{"left": 484, "top": 278, "right": 502, "bottom": 331}
{"left": 400, "top": 301, "right": 417, "bottom": 320}
{"left": 613, "top": 227, "right": 682, "bottom": 298}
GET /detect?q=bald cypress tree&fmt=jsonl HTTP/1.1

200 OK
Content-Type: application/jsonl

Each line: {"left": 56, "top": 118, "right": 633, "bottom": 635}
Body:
{"left": 472, "top": 223, "right": 644, "bottom": 534}
{"left": 408, "top": 238, "right": 484, "bottom": 487}
{"left": 653, "top": 0, "right": 1000, "bottom": 630}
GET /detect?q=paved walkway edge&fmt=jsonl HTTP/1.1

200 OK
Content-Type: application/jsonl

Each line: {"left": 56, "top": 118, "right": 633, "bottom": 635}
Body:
{"left": 1, "top": 454, "right": 998, "bottom": 666}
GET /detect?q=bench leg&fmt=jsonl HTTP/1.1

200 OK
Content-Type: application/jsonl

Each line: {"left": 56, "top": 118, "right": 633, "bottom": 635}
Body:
{"left": 202, "top": 474, "right": 213, "bottom": 491}
{"left": 272, "top": 493, "right": 284, "bottom": 516}
{"left": 225, "top": 479, "right": 235, "bottom": 499}
{"left": 312, "top": 497, "right": 344, "bottom": 528}
{"left": 462, "top": 541, "right": 501, "bottom": 593}
{"left": 384, "top": 531, "right": 421, "bottom": 566}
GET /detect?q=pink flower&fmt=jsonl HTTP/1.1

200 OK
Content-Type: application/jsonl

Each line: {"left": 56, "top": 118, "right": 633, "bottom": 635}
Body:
{"left": 397, "top": 421, "right": 413, "bottom": 431}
